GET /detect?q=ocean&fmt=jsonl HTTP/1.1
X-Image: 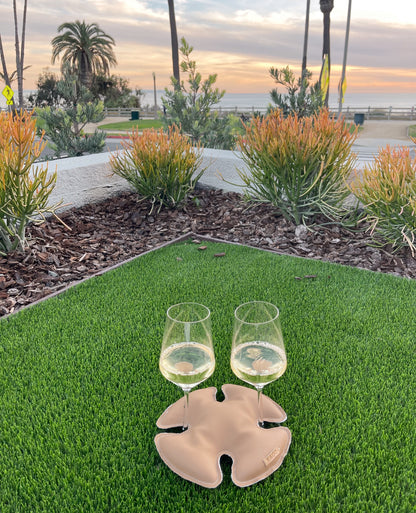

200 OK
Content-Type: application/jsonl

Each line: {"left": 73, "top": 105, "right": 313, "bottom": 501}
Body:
{"left": 141, "top": 90, "right": 416, "bottom": 111}
{"left": 1, "top": 89, "right": 415, "bottom": 111}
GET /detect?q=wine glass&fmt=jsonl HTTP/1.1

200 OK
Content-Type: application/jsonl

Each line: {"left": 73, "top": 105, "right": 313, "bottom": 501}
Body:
{"left": 230, "top": 301, "right": 286, "bottom": 427}
{"left": 159, "top": 302, "right": 215, "bottom": 430}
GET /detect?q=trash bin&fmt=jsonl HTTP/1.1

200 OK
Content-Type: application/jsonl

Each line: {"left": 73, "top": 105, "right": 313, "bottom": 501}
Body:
{"left": 354, "top": 113, "right": 365, "bottom": 125}
{"left": 131, "top": 110, "right": 139, "bottom": 121}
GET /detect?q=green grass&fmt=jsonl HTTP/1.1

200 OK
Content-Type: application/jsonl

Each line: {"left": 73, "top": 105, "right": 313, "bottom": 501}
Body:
{"left": 97, "top": 119, "right": 164, "bottom": 131}
{"left": 0, "top": 240, "right": 415, "bottom": 512}
{"left": 408, "top": 125, "right": 416, "bottom": 138}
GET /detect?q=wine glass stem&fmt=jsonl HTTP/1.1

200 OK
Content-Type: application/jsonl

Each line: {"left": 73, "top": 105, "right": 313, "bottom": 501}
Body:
{"left": 183, "top": 388, "right": 191, "bottom": 430}
{"left": 256, "top": 386, "right": 264, "bottom": 427}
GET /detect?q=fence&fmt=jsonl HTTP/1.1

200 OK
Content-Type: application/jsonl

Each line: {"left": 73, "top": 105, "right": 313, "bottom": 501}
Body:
{"left": 338, "top": 106, "right": 416, "bottom": 121}
{"left": 103, "top": 106, "right": 160, "bottom": 118}
{"left": 4, "top": 105, "right": 411, "bottom": 121}
{"left": 151, "top": 105, "right": 416, "bottom": 121}
{"left": 210, "top": 106, "right": 416, "bottom": 121}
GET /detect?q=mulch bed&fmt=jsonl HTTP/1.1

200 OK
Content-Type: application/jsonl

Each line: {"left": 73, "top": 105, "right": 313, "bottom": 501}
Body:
{"left": 1, "top": 187, "right": 415, "bottom": 317}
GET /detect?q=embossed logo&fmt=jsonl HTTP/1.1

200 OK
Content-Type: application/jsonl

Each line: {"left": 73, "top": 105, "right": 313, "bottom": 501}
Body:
{"left": 263, "top": 447, "right": 281, "bottom": 467}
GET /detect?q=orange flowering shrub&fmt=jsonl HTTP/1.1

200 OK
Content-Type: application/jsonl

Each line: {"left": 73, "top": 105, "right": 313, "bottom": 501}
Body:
{"left": 110, "top": 125, "right": 204, "bottom": 212}
{"left": 349, "top": 144, "right": 416, "bottom": 255}
{"left": 0, "top": 110, "right": 61, "bottom": 254}
{"left": 237, "top": 109, "right": 358, "bottom": 224}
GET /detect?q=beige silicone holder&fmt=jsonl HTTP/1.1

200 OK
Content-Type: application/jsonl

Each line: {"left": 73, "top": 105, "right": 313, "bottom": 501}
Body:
{"left": 155, "top": 384, "right": 291, "bottom": 488}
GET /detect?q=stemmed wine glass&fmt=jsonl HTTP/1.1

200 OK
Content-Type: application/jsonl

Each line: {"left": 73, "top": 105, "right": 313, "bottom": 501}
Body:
{"left": 159, "top": 302, "right": 215, "bottom": 430}
{"left": 230, "top": 301, "right": 286, "bottom": 427}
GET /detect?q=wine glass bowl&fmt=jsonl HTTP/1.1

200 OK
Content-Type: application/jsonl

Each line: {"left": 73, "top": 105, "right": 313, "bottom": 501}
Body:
{"left": 159, "top": 302, "right": 215, "bottom": 429}
{"left": 230, "top": 301, "right": 286, "bottom": 426}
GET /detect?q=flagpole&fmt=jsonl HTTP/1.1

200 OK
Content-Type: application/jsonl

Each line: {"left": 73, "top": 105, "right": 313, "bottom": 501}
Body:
{"left": 301, "top": 0, "right": 311, "bottom": 88}
{"left": 338, "top": 0, "right": 352, "bottom": 118}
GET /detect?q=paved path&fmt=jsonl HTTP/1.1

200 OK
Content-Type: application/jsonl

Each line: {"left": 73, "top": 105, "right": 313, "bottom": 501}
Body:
{"left": 357, "top": 119, "right": 412, "bottom": 141}
{"left": 353, "top": 120, "right": 415, "bottom": 163}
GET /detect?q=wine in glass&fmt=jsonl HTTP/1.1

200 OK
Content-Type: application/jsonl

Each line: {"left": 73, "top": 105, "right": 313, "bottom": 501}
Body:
{"left": 230, "top": 301, "right": 286, "bottom": 427}
{"left": 159, "top": 302, "right": 215, "bottom": 430}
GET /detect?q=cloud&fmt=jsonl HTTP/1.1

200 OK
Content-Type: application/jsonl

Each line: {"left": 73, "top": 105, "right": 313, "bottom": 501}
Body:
{"left": 0, "top": 0, "right": 415, "bottom": 93}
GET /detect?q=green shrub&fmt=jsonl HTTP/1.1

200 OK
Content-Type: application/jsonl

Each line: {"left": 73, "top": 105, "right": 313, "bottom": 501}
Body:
{"left": 349, "top": 144, "right": 416, "bottom": 255}
{"left": 162, "top": 38, "right": 237, "bottom": 150}
{"left": 269, "top": 66, "right": 323, "bottom": 118}
{"left": 36, "top": 102, "right": 106, "bottom": 157}
{"left": 109, "top": 126, "right": 204, "bottom": 212}
{"left": 238, "top": 109, "right": 358, "bottom": 224}
{"left": 35, "top": 66, "right": 107, "bottom": 157}
{"left": 0, "top": 110, "right": 61, "bottom": 254}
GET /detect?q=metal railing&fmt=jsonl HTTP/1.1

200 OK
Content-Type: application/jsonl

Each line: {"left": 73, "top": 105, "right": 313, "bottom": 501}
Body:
{"left": 211, "top": 106, "right": 416, "bottom": 121}
{"left": 338, "top": 106, "right": 416, "bottom": 121}
{"left": 103, "top": 106, "right": 160, "bottom": 118}
{"left": 98, "top": 105, "right": 416, "bottom": 121}
{"left": 1, "top": 103, "right": 415, "bottom": 121}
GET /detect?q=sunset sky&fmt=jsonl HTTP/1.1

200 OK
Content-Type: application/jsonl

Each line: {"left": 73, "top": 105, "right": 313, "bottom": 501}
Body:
{"left": 1, "top": 0, "right": 416, "bottom": 96}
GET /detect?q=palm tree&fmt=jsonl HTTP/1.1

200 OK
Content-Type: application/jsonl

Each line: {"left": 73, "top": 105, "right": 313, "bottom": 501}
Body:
{"left": 168, "top": 0, "right": 180, "bottom": 87}
{"left": 51, "top": 20, "right": 117, "bottom": 88}
{"left": 319, "top": 0, "right": 334, "bottom": 106}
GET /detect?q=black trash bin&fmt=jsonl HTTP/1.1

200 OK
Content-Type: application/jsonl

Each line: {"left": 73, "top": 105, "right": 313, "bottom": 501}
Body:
{"left": 131, "top": 110, "right": 139, "bottom": 121}
{"left": 354, "top": 113, "right": 365, "bottom": 125}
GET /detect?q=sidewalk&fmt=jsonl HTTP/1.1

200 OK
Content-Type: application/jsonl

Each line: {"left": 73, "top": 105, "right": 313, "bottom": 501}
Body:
{"left": 355, "top": 119, "right": 414, "bottom": 148}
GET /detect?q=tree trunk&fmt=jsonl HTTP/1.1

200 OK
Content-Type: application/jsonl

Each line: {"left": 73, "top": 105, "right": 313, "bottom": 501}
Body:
{"left": 80, "top": 53, "right": 88, "bottom": 88}
{"left": 168, "top": 0, "right": 180, "bottom": 88}
{"left": 13, "top": 0, "right": 21, "bottom": 107}
{"left": 0, "top": 36, "right": 11, "bottom": 88}
{"left": 19, "top": 0, "right": 28, "bottom": 108}
{"left": 0, "top": 35, "right": 15, "bottom": 111}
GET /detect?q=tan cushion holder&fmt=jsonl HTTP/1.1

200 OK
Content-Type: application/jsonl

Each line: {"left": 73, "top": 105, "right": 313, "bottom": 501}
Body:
{"left": 155, "top": 384, "right": 291, "bottom": 488}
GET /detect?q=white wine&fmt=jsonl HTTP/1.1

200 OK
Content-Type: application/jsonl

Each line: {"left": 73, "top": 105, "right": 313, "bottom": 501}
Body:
{"left": 231, "top": 341, "right": 286, "bottom": 386}
{"left": 159, "top": 342, "right": 215, "bottom": 388}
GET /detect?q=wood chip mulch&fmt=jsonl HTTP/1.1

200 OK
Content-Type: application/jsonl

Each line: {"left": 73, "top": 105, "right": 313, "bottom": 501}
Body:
{"left": 1, "top": 188, "right": 415, "bottom": 317}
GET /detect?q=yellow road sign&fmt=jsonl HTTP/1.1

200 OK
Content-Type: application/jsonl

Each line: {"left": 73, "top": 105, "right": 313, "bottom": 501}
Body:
{"left": 2, "top": 85, "right": 14, "bottom": 100}
{"left": 6, "top": 99, "right": 14, "bottom": 105}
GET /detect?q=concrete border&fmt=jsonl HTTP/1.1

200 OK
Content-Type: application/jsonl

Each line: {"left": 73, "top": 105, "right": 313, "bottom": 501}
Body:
{"left": 44, "top": 148, "right": 247, "bottom": 213}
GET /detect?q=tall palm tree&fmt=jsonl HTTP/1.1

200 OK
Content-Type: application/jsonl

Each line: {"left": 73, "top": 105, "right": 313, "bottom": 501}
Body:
{"left": 168, "top": 0, "right": 180, "bottom": 87}
{"left": 319, "top": 0, "right": 334, "bottom": 106}
{"left": 51, "top": 20, "right": 117, "bottom": 88}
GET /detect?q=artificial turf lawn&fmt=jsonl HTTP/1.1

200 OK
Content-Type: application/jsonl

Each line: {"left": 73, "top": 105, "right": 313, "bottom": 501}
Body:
{"left": 0, "top": 239, "right": 415, "bottom": 512}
